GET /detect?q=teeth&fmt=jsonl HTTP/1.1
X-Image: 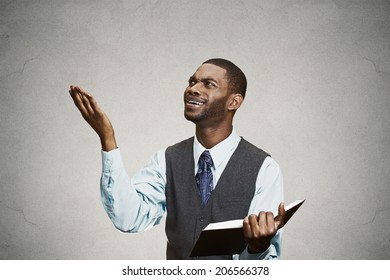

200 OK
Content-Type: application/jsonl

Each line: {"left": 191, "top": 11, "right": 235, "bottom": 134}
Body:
{"left": 188, "top": 100, "right": 203, "bottom": 105}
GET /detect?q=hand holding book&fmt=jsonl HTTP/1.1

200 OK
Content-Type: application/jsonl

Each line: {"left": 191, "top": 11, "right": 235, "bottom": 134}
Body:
{"left": 190, "top": 199, "right": 305, "bottom": 257}
{"left": 244, "top": 202, "right": 286, "bottom": 254}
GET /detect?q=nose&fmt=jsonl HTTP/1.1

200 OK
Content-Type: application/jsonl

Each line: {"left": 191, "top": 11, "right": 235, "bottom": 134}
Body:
{"left": 187, "top": 82, "right": 201, "bottom": 95}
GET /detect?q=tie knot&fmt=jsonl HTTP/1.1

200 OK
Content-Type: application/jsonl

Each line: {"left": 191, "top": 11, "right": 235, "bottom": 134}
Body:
{"left": 199, "top": 150, "right": 213, "bottom": 168}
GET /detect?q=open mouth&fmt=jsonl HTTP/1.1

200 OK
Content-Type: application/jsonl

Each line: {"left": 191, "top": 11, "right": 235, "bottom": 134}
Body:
{"left": 186, "top": 100, "right": 205, "bottom": 105}
{"left": 185, "top": 96, "right": 206, "bottom": 107}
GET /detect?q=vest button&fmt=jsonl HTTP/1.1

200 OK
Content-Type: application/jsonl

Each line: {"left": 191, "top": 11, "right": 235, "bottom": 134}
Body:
{"left": 199, "top": 216, "right": 204, "bottom": 222}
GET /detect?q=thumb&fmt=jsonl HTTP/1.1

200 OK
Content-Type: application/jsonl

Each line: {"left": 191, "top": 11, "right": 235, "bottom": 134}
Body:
{"left": 274, "top": 202, "right": 286, "bottom": 230}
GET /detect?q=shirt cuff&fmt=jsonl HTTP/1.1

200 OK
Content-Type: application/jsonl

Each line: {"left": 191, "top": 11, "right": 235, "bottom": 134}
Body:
{"left": 240, "top": 245, "right": 272, "bottom": 260}
{"left": 101, "top": 148, "right": 124, "bottom": 173}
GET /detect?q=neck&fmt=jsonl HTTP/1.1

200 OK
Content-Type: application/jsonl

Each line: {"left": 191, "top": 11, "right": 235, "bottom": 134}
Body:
{"left": 195, "top": 123, "right": 233, "bottom": 149}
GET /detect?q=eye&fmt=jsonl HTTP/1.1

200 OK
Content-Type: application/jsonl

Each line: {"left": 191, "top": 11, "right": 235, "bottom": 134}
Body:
{"left": 188, "top": 79, "right": 196, "bottom": 86}
{"left": 205, "top": 81, "right": 216, "bottom": 88}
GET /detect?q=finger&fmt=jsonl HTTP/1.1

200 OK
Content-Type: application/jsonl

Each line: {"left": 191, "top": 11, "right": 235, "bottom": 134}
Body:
{"left": 82, "top": 90, "right": 101, "bottom": 113}
{"left": 72, "top": 86, "right": 86, "bottom": 101}
{"left": 257, "top": 211, "right": 277, "bottom": 236}
{"left": 69, "top": 85, "right": 84, "bottom": 101}
{"left": 81, "top": 93, "right": 94, "bottom": 114}
{"left": 265, "top": 212, "right": 276, "bottom": 235}
{"left": 69, "top": 85, "right": 78, "bottom": 98}
{"left": 256, "top": 211, "right": 267, "bottom": 234}
{"left": 243, "top": 216, "right": 253, "bottom": 239}
{"left": 275, "top": 202, "right": 286, "bottom": 230}
{"left": 247, "top": 214, "right": 259, "bottom": 239}
{"left": 70, "top": 85, "right": 83, "bottom": 99}
{"left": 75, "top": 86, "right": 94, "bottom": 115}
{"left": 69, "top": 86, "right": 88, "bottom": 115}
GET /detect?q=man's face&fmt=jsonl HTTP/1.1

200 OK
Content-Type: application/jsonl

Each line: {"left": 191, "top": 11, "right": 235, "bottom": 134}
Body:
{"left": 184, "top": 63, "right": 231, "bottom": 124}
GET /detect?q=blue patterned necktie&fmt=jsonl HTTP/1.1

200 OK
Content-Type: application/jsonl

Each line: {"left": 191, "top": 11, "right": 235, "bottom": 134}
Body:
{"left": 195, "top": 150, "right": 214, "bottom": 207}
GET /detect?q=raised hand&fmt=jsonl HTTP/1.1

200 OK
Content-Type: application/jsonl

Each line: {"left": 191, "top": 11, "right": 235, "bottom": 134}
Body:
{"left": 69, "top": 85, "right": 117, "bottom": 151}
{"left": 243, "top": 202, "right": 286, "bottom": 254}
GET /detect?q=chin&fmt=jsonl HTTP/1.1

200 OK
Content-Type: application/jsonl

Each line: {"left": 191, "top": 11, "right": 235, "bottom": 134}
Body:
{"left": 184, "top": 112, "right": 203, "bottom": 123}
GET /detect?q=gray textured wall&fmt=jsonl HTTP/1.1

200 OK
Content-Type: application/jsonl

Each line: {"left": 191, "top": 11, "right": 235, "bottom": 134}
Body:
{"left": 1, "top": 0, "right": 389, "bottom": 260}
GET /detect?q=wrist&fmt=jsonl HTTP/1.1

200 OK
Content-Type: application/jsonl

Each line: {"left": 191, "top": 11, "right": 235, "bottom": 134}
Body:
{"left": 100, "top": 133, "right": 117, "bottom": 152}
{"left": 248, "top": 242, "right": 270, "bottom": 254}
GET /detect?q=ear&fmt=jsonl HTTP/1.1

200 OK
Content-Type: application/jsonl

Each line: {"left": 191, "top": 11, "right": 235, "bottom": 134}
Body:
{"left": 227, "top": 93, "right": 244, "bottom": 111}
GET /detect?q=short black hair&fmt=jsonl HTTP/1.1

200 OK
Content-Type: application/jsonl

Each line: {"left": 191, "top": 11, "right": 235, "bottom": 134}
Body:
{"left": 202, "top": 58, "right": 247, "bottom": 98}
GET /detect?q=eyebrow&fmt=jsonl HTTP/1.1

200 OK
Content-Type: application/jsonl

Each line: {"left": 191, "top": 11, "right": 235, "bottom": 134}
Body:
{"left": 189, "top": 75, "right": 218, "bottom": 84}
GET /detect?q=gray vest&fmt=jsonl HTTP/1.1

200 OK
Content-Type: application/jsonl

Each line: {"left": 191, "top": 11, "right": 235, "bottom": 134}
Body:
{"left": 165, "top": 137, "right": 269, "bottom": 259}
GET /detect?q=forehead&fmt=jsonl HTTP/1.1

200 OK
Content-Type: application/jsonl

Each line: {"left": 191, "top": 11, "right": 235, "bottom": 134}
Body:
{"left": 193, "top": 63, "right": 227, "bottom": 82}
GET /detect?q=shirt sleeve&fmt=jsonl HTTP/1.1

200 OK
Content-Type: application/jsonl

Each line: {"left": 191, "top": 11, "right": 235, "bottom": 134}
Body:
{"left": 236, "top": 156, "right": 284, "bottom": 260}
{"left": 100, "top": 148, "right": 167, "bottom": 233}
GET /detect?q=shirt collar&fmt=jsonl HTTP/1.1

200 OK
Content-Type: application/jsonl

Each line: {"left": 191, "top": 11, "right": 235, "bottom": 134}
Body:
{"left": 193, "top": 127, "right": 241, "bottom": 170}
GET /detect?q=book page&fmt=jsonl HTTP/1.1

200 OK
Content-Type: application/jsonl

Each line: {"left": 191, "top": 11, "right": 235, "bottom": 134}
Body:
{"left": 203, "top": 199, "right": 305, "bottom": 231}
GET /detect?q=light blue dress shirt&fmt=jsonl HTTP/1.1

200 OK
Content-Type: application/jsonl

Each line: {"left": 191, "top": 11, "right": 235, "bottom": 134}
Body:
{"left": 100, "top": 129, "right": 284, "bottom": 260}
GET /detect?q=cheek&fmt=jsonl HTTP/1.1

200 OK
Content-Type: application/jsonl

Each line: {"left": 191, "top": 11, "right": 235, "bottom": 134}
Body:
{"left": 218, "top": 95, "right": 231, "bottom": 108}
{"left": 183, "top": 87, "right": 190, "bottom": 97}
{"left": 208, "top": 96, "right": 229, "bottom": 114}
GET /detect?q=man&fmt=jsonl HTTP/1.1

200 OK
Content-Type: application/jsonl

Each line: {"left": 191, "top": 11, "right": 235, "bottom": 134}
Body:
{"left": 69, "top": 58, "right": 285, "bottom": 260}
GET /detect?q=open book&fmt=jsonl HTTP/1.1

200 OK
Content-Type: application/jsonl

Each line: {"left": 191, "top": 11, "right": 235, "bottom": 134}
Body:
{"left": 189, "top": 199, "right": 305, "bottom": 257}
